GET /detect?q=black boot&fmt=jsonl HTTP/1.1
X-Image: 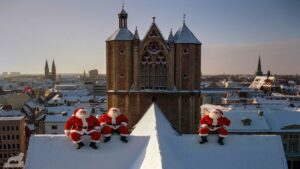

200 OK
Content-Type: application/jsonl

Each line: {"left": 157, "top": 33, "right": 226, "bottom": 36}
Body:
{"left": 76, "top": 142, "right": 84, "bottom": 149}
{"left": 199, "top": 136, "right": 208, "bottom": 144}
{"left": 120, "top": 136, "right": 128, "bottom": 143}
{"left": 103, "top": 136, "right": 111, "bottom": 143}
{"left": 218, "top": 137, "right": 224, "bottom": 145}
{"left": 89, "top": 142, "right": 98, "bottom": 149}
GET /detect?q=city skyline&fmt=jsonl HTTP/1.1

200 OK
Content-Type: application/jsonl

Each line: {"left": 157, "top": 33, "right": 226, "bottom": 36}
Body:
{"left": 0, "top": 0, "right": 300, "bottom": 75}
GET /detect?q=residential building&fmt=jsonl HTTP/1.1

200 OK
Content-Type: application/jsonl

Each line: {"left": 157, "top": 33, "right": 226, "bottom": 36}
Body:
{"left": 0, "top": 116, "right": 26, "bottom": 167}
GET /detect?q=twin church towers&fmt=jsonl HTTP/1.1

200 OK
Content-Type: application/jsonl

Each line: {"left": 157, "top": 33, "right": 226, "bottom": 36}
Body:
{"left": 106, "top": 6, "right": 202, "bottom": 133}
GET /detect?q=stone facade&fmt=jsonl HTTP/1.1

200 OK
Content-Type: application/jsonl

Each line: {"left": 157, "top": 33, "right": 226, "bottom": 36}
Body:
{"left": 106, "top": 8, "right": 201, "bottom": 133}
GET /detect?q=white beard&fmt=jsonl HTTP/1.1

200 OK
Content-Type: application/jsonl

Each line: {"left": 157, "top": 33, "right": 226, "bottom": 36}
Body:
{"left": 208, "top": 112, "right": 220, "bottom": 126}
{"left": 75, "top": 112, "right": 90, "bottom": 119}
{"left": 108, "top": 109, "right": 121, "bottom": 124}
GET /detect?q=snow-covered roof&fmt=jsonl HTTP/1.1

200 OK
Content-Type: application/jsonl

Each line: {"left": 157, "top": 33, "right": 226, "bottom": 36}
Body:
{"left": 0, "top": 110, "right": 23, "bottom": 117}
{"left": 173, "top": 23, "right": 201, "bottom": 44}
{"left": 26, "top": 104, "right": 287, "bottom": 169}
{"left": 249, "top": 76, "right": 276, "bottom": 89}
{"left": 107, "top": 28, "right": 134, "bottom": 41}
{"left": 0, "top": 116, "right": 24, "bottom": 120}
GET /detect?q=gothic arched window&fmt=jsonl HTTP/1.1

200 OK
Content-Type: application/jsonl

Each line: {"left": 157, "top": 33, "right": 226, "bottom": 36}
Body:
{"left": 140, "top": 41, "right": 167, "bottom": 90}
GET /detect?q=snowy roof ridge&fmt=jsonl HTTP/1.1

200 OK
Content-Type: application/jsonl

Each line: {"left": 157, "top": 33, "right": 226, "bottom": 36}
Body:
{"left": 131, "top": 103, "right": 177, "bottom": 136}
{"left": 173, "top": 23, "right": 201, "bottom": 44}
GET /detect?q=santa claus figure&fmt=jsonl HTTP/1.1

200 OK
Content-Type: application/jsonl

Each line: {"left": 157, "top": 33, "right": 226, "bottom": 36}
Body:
{"left": 99, "top": 107, "right": 129, "bottom": 143}
{"left": 64, "top": 108, "right": 101, "bottom": 149}
{"left": 198, "top": 109, "right": 231, "bottom": 145}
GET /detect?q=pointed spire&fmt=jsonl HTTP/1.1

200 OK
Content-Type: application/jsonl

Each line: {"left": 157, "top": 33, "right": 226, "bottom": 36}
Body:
{"left": 45, "top": 59, "right": 49, "bottom": 69}
{"left": 134, "top": 26, "right": 140, "bottom": 40}
{"left": 122, "top": 0, "right": 124, "bottom": 10}
{"left": 168, "top": 28, "right": 174, "bottom": 43}
{"left": 256, "top": 55, "right": 263, "bottom": 76}
{"left": 183, "top": 14, "right": 186, "bottom": 25}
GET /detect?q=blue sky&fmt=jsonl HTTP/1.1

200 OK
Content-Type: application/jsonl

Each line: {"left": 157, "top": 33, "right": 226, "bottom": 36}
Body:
{"left": 0, "top": 0, "right": 299, "bottom": 74}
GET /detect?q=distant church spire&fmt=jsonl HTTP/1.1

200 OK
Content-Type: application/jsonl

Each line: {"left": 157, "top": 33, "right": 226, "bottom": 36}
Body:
{"left": 51, "top": 59, "right": 56, "bottom": 81}
{"left": 45, "top": 59, "right": 49, "bottom": 78}
{"left": 134, "top": 26, "right": 140, "bottom": 40}
{"left": 256, "top": 55, "right": 263, "bottom": 76}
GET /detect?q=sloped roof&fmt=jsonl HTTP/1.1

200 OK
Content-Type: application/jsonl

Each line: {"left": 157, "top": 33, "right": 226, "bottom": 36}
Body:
{"left": 249, "top": 76, "right": 276, "bottom": 89}
{"left": 174, "top": 23, "right": 201, "bottom": 44}
{"left": 107, "top": 28, "right": 134, "bottom": 41}
{"left": 25, "top": 103, "right": 288, "bottom": 169}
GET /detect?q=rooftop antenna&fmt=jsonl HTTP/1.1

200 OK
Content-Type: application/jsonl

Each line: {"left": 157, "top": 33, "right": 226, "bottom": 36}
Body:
{"left": 122, "top": 0, "right": 124, "bottom": 10}
{"left": 183, "top": 14, "right": 186, "bottom": 24}
{"left": 152, "top": 16, "right": 156, "bottom": 23}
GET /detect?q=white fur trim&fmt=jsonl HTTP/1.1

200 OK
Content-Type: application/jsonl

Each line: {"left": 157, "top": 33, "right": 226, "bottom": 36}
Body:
{"left": 91, "top": 139, "right": 100, "bottom": 143}
{"left": 94, "top": 126, "right": 101, "bottom": 130}
{"left": 201, "top": 124, "right": 208, "bottom": 128}
{"left": 64, "top": 130, "right": 71, "bottom": 133}
{"left": 71, "top": 130, "right": 84, "bottom": 135}
{"left": 104, "top": 134, "right": 111, "bottom": 137}
{"left": 121, "top": 122, "right": 128, "bottom": 126}
{"left": 82, "top": 118, "right": 88, "bottom": 127}
{"left": 223, "top": 125, "right": 228, "bottom": 129}
{"left": 72, "top": 139, "right": 82, "bottom": 144}
{"left": 219, "top": 134, "right": 228, "bottom": 138}
{"left": 199, "top": 133, "right": 208, "bottom": 136}
{"left": 100, "top": 122, "right": 106, "bottom": 126}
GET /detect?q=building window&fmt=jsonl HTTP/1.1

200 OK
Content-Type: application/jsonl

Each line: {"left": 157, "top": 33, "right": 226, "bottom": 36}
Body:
{"left": 0, "top": 154, "right": 2, "bottom": 158}
{"left": 7, "top": 144, "right": 11, "bottom": 149}
{"left": 16, "top": 126, "right": 19, "bottom": 131}
{"left": 2, "top": 126, "right": 5, "bottom": 131}
{"left": 51, "top": 125, "right": 58, "bottom": 130}
{"left": 12, "top": 135, "right": 15, "bottom": 140}
{"left": 7, "top": 135, "right": 10, "bottom": 140}
{"left": 11, "top": 126, "right": 14, "bottom": 131}
{"left": 0, "top": 144, "right": 2, "bottom": 149}
{"left": 183, "top": 74, "right": 188, "bottom": 79}
{"left": 12, "top": 144, "right": 15, "bottom": 149}
{"left": 119, "top": 50, "right": 124, "bottom": 54}
{"left": 16, "top": 135, "right": 19, "bottom": 140}
{"left": 120, "top": 73, "right": 124, "bottom": 78}
{"left": 4, "top": 154, "right": 7, "bottom": 158}
{"left": 183, "top": 48, "right": 189, "bottom": 54}
{"left": 16, "top": 144, "right": 20, "bottom": 149}
{"left": 3, "top": 144, "right": 6, "bottom": 149}
{"left": 6, "top": 126, "right": 9, "bottom": 131}
{"left": 3, "top": 135, "right": 6, "bottom": 140}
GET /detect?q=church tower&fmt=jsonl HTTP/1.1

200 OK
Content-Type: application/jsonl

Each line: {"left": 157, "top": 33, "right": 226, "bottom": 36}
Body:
{"left": 45, "top": 60, "right": 49, "bottom": 79}
{"left": 106, "top": 9, "right": 201, "bottom": 133}
{"left": 255, "top": 55, "right": 263, "bottom": 76}
{"left": 51, "top": 59, "right": 56, "bottom": 81}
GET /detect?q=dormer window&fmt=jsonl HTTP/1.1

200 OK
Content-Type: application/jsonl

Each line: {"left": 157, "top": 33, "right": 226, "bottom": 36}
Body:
{"left": 120, "top": 50, "right": 124, "bottom": 54}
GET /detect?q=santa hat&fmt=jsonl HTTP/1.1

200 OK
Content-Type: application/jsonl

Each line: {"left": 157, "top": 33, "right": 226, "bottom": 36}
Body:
{"left": 73, "top": 108, "right": 88, "bottom": 115}
{"left": 211, "top": 109, "right": 224, "bottom": 116}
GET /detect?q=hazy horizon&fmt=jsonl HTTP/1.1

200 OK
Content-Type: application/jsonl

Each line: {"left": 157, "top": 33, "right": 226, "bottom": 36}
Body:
{"left": 0, "top": 0, "right": 300, "bottom": 75}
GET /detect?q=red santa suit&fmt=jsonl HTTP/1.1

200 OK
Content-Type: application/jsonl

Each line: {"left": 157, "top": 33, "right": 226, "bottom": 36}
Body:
{"left": 99, "top": 108, "right": 129, "bottom": 137}
{"left": 64, "top": 108, "right": 101, "bottom": 143}
{"left": 198, "top": 109, "right": 231, "bottom": 138}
